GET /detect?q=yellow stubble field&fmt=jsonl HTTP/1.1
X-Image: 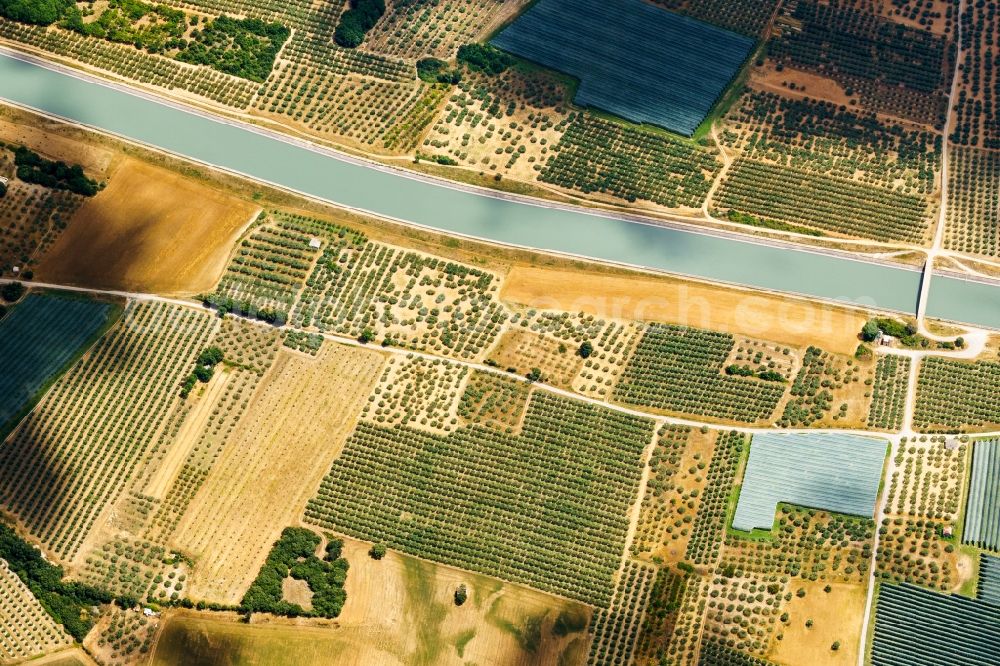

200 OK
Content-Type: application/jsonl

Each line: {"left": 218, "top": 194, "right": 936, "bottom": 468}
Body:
{"left": 170, "top": 343, "right": 386, "bottom": 604}
{"left": 501, "top": 265, "right": 868, "bottom": 355}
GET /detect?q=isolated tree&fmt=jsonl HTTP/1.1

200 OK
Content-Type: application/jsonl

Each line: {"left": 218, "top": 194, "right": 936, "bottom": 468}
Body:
{"left": 861, "top": 319, "right": 880, "bottom": 342}
{"left": 369, "top": 543, "right": 386, "bottom": 560}
{"left": 578, "top": 341, "right": 594, "bottom": 358}
{"left": 198, "top": 347, "right": 224, "bottom": 366}
{"left": 454, "top": 584, "right": 468, "bottom": 606}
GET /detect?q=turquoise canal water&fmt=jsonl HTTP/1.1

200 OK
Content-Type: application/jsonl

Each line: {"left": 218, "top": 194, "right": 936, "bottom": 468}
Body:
{"left": 1, "top": 52, "right": 997, "bottom": 329}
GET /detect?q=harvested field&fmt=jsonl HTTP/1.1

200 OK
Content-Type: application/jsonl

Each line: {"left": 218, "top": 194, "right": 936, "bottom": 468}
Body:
{"left": 750, "top": 64, "right": 855, "bottom": 107}
{"left": 151, "top": 538, "right": 589, "bottom": 666}
{"left": 768, "top": 581, "right": 864, "bottom": 666}
{"left": 36, "top": 158, "right": 257, "bottom": 294}
{"left": 171, "top": 344, "right": 385, "bottom": 604}
{"left": 500, "top": 266, "right": 866, "bottom": 355}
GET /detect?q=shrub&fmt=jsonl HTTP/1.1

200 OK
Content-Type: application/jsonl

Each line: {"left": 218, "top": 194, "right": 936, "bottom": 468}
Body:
{"left": 416, "top": 57, "right": 460, "bottom": 84}
{"left": 13, "top": 146, "right": 99, "bottom": 196}
{"left": 457, "top": 43, "right": 513, "bottom": 75}
{"left": 1, "top": 281, "right": 25, "bottom": 303}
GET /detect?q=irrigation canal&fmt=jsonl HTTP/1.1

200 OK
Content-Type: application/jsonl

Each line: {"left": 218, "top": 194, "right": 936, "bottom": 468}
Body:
{"left": 1, "top": 50, "right": 998, "bottom": 330}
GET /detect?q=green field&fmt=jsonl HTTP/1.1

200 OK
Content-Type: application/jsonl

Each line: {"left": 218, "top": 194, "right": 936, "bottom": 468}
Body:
{"left": 614, "top": 324, "right": 784, "bottom": 423}
{"left": 306, "top": 391, "right": 653, "bottom": 606}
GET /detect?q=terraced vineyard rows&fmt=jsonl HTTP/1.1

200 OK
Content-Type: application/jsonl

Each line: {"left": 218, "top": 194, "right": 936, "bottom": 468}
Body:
{"left": 0, "top": 293, "right": 114, "bottom": 432}
{"left": 540, "top": 114, "right": 719, "bottom": 207}
{"left": 867, "top": 355, "right": 911, "bottom": 430}
{"left": 0, "top": 559, "right": 71, "bottom": 662}
{"left": 306, "top": 391, "right": 654, "bottom": 606}
{"left": 614, "top": 324, "right": 784, "bottom": 423}
{"left": 962, "top": 439, "right": 1000, "bottom": 551}
{"left": 0, "top": 302, "right": 216, "bottom": 560}
{"left": 914, "top": 358, "right": 1000, "bottom": 431}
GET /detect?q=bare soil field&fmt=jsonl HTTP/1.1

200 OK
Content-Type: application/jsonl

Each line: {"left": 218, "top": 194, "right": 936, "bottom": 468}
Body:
{"left": 171, "top": 344, "right": 385, "bottom": 604}
{"left": 151, "top": 537, "right": 590, "bottom": 666}
{"left": 491, "top": 328, "right": 583, "bottom": 388}
{"left": 501, "top": 266, "right": 867, "bottom": 355}
{"left": 768, "top": 581, "right": 865, "bottom": 666}
{"left": 750, "top": 66, "right": 855, "bottom": 108}
{"left": 36, "top": 157, "right": 257, "bottom": 294}
{"left": 0, "top": 116, "right": 114, "bottom": 176}
{"left": 23, "top": 648, "right": 99, "bottom": 666}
